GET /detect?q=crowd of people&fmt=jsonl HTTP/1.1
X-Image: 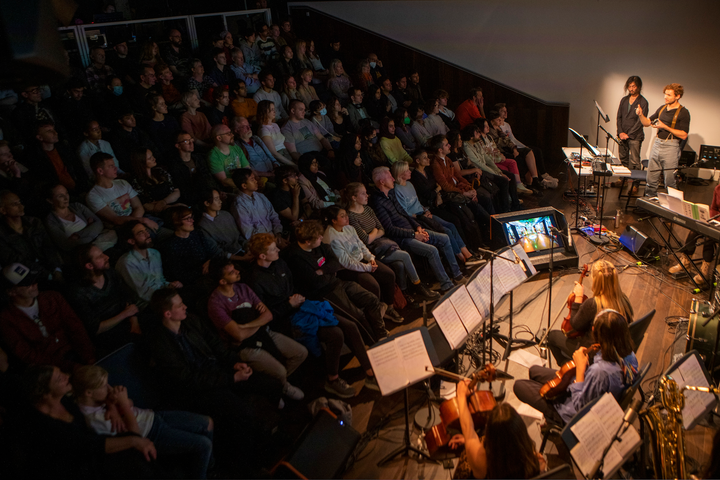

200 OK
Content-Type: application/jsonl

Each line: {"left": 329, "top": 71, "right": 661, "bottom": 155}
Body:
{"left": 0, "top": 15, "right": 566, "bottom": 479}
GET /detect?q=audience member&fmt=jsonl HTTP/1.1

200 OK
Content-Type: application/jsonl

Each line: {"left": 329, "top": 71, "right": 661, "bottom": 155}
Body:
{"left": 424, "top": 98, "right": 450, "bottom": 136}
{"left": 270, "top": 24, "right": 288, "bottom": 49}
{"left": 408, "top": 104, "right": 432, "bottom": 147}
{"left": 29, "top": 121, "right": 85, "bottom": 192}
{"left": 255, "top": 24, "right": 278, "bottom": 63}
{"left": 0, "top": 142, "right": 35, "bottom": 209}
{"left": 129, "top": 147, "right": 181, "bottom": 215}
{"left": 280, "top": 75, "right": 300, "bottom": 113}
{"left": 239, "top": 28, "right": 263, "bottom": 69}
{"left": 11, "top": 85, "right": 57, "bottom": 146}
{"left": 297, "top": 69, "right": 320, "bottom": 108}
{"left": 435, "top": 89, "right": 459, "bottom": 130}
{"left": 353, "top": 60, "right": 375, "bottom": 93}
{"left": 379, "top": 117, "right": 413, "bottom": 165}
{"left": 107, "top": 111, "right": 157, "bottom": 172}
{"left": 232, "top": 116, "right": 278, "bottom": 182}
{"left": 207, "top": 258, "right": 307, "bottom": 399}
{"left": 167, "top": 131, "right": 215, "bottom": 204}
{"left": 180, "top": 91, "right": 213, "bottom": 149}
{"left": 154, "top": 64, "right": 182, "bottom": 108}
{"left": 406, "top": 70, "right": 425, "bottom": 106}
{"left": 253, "top": 71, "right": 287, "bottom": 120}
{"left": 365, "top": 84, "right": 391, "bottom": 124}
{"left": 230, "top": 168, "right": 284, "bottom": 244}
{"left": 487, "top": 110, "right": 543, "bottom": 193}
{"left": 270, "top": 165, "right": 305, "bottom": 232}
{"left": 207, "top": 47, "right": 234, "bottom": 89}
{"left": 230, "top": 48, "right": 261, "bottom": 95}
{"left": 257, "top": 100, "right": 294, "bottom": 165}
{"left": 282, "top": 100, "right": 334, "bottom": 162}
{"left": 275, "top": 45, "right": 297, "bottom": 80}
{"left": 105, "top": 40, "right": 134, "bottom": 86}
{"left": 206, "top": 88, "right": 231, "bottom": 126}
{"left": 187, "top": 59, "right": 217, "bottom": 102}
{"left": 367, "top": 53, "right": 386, "bottom": 82}
{"left": 138, "top": 41, "right": 161, "bottom": 68}
{"left": 309, "top": 100, "right": 340, "bottom": 148}
{"left": 322, "top": 39, "right": 347, "bottom": 69}
{"left": 0, "top": 264, "right": 95, "bottom": 371}
{"left": 337, "top": 134, "right": 372, "bottom": 187}
{"left": 306, "top": 40, "right": 328, "bottom": 79}
{"left": 127, "top": 65, "right": 160, "bottom": 116}
{"left": 359, "top": 124, "right": 390, "bottom": 170}
{"left": 283, "top": 220, "right": 389, "bottom": 341}
{"left": 208, "top": 123, "right": 249, "bottom": 190}
{"left": 379, "top": 76, "right": 397, "bottom": 112}
{"left": 77, "top": 120, "right": 122, "bottom": 181}
{"left": 327, "top": 59, "right": 351, "bottom": 104}
{"left": 102, "top": 76, "right": 131, "bottom": 127}
{"left": 197, "top": 189, "right": 250, "bottom": 262}
{"left": 346, "top": 88, "right": 373, "bottom": 132}
{"left": 327, "top": 96, "right": 350, "bottom": 137}
{"left": 475, "top": 117, "right": 534, "bottom": 195}
{"left": 230, "top": 82, "right": 258, "bottom": 119}
{"left": 455, "top": 87, "right": 486, "bottom": 129}
{"left": 392, "top": 75, "right": 412, "bottom": 109}
{"left": 297, "top": 152, "right": 338, "bottom": 208}
{"left": 55, "top": 78, "right": 97, "bottom": 145}
{"left": 85, "top": 47, "right": 115, "bottom": 94}
{"left": 146, "top": 94, "right": 180, "bottom": 160}
{"left": 160, "top": 29, "right": 193, "bottom": 78}
{"left": 279, "top": 19, "right": 297, "bottom": 46}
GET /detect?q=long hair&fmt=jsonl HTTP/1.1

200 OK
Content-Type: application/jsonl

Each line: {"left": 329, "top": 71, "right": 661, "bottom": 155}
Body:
{"left": 321, "top": 205, "right": 343, "bottom": 227}
{"left": 340, "top": 182, "right": 364, "bottom": 208}
{"left": 593, "top": 308, "right": 635, "bottom": 368}
{"left": 130, "top": 147, "right": 166, "bottom": 186}
{"left": 624, "top": 76, "right": 643, "bottom": 94}
{"left": 591, "top": 260, "right": 633, "bottom": 322}
{"left": 484, "top": 404, "right": 541, "bottom": 479}
{"left": 256, "top": 100, "right": 275, "bottom": 125}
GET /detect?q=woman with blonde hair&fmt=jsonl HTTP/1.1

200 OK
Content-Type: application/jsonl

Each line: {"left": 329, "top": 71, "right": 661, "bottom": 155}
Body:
{"left": 327, "top": 59, "right": 351, "bottom": 104}
{"left": 257, "top": 100, "right": 294, "bottom": 165}
{"left": 297, "top": 69, "right": 320, "bottom": 108}
{"left": 547, "top": 260, "right": 633, "bottom": 364}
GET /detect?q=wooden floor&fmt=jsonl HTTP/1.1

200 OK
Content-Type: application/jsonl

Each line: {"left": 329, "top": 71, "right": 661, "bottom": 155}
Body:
{"left": 337, "top": 167, "right": 719, "bottom": 479}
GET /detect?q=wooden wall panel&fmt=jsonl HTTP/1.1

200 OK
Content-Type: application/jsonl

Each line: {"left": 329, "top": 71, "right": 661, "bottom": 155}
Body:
{"left": 290, "top": 6, "right": 570, "bottom": 167}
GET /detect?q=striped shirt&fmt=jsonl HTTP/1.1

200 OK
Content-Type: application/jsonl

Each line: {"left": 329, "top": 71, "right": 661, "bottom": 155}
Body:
{"left": 347, "top": 206, "right": 383, "bottom": 245}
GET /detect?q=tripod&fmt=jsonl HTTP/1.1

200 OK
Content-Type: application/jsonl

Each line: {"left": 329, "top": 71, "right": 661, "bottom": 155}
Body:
{"left": 377, "top": 387, "right": 436, "bottom": 467}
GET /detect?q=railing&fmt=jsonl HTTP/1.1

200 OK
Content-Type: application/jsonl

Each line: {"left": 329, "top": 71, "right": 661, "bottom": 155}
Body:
{"left": 59, "top": 9, "right": 272, "bottom": 67}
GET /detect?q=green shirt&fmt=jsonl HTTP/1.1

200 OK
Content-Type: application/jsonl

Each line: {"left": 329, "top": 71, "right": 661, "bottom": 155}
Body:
{"left": 208, "top": 144, "right": 249, "bottom": 175}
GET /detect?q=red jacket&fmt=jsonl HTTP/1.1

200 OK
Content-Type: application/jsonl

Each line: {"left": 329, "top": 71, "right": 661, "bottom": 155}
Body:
{"left": 455, "top": 99, "right": 483, "bottom": 129}
{"left": 0, "top": 291, "right": 95, "bottom": 371}
{"left": 431, "top": 155, "right": 472, "bottom": 194}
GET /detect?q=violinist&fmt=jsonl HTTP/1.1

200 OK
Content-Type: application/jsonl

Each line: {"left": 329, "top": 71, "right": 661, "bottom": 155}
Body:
{"left": 448, "top": 394, "right": 545, "bottom": 479}
{"left": 547, "top": 260, "right": 633, "bottom": 365}
{"left": 514, "top": 309, "right": 638, "bottom": 426}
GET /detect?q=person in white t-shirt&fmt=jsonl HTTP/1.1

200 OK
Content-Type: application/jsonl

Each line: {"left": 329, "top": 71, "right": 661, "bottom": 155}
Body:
{"left": 72, "top": 365, "right": 214, "bottom": 479}
{"left": 85, "top": 152, "right": 158, "bottom": 231}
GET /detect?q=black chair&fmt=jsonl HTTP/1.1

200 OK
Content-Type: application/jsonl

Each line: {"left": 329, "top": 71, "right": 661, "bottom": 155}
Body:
{"left": 629, "top": 309, "right": 656, "bottom": 350}
{"left": 95, "top": 343, "right": 162, "bottom": 409}
{"left": 531, "top": 463, "right": 574, "bottom": 479}
{"left": 618, "top": 159, "right": 649, "bottom": 211}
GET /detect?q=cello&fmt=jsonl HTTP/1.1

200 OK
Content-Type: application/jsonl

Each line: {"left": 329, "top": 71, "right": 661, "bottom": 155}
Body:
{"left": 561, "top": 264, "right": 589, "bottom": 338}
{"left": 423, "top": 364, "right": 498, "bottom": 457}
{"left": 539, "top": 343, "right": 600, "bottom": 399}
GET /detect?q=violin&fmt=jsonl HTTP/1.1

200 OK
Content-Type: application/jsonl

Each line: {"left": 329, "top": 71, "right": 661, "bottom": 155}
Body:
{"left": 423, "top": 364, "right": 498, "bottom": 458}
{"left": 539, "top": 344, "right": 600, "bottom": 399}
{"left": 561, "top": 264, "right": 589, "bottom": 338}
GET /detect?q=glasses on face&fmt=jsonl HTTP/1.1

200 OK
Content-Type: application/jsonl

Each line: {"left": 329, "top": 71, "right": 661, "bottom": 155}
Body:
{"left": 182, "top": 215, "right": 194, "bottom": 222}
{"left": 179, "top": 138, "right": 195, "bottom": 144}
{"left": 220, "top": 132, "right": 233, "bottom": 137}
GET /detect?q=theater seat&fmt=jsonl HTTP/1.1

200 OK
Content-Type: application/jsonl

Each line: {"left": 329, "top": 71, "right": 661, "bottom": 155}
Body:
{"left": 95, "top": 343, "right": 162, "bottom": 409}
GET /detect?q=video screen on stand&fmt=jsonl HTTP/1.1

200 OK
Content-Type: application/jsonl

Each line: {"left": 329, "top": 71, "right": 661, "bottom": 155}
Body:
{"left": 504, "top": 215, "right": 561, "bottom": 254}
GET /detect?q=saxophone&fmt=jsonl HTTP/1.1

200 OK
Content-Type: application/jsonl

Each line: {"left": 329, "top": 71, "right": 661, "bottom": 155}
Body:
{"left": 640, "top": 375, "right": 686, "bottom": 479}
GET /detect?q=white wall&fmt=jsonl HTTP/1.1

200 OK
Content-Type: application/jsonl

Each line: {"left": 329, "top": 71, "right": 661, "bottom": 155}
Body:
{"left": 293, "top": 0, "right": 720, "bottom": 157}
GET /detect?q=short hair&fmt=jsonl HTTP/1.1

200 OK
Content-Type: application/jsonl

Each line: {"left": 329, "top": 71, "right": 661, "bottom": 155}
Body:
{"left": 295, "top": 220, "right": 324, "bottom": 243}
{"left": 210, "top": 123, "right": 228, "bottom": 142}
{"left": 274, "top": 164, "right": 299, "bottom": 184}
{"left": 211, "top": 47, "right": 225, "bottom": 60}
{"left": 231, "top": 47, "right": 243, "bottom": 60}
{"left": 89, "top": 152, "right": 114, "bottom": 174}
{"left": 231, "top": 168, "right": 253, "bottom": 189}
{"left": 350, "top": 87, "right": 363, "bottom": 98}
{"left": 154, "top": 63, "right": 170, "bottom": 76}
{"left": 308, "top": 100, "right": 323, "bottom": 114}
{"left": 434, "top": 89, "right": 449, "bottom": 99}
{"left": 90, "top": 46, "right": 105, "bottom": 55}
{"left": 230, "top": 115, "right": 247, "bottom": 130}
{"left": 624, "top": 76, "right": 643, "bottom": 94}
{"left": 247, "top": 232, "right": 276, "bottom": 256}
{"left": 494, "top": 103, "right": 506, "bottom": 110}
{"left": 469, "top": 87, "right": 483, "bottom": 97}
{"left": 43, "top": 182, "right": 64, "bottom": 200}
{"left": 117, "top": 220, "right": 143, "bottom": 246}
{"left": 663, "top": 83, "right": 684, "bottom": 98}
{"left": 486, "top": 110, "right": 501, "bottom": 121}
{"left": 21, "top": 365, "right": 56, "bottom": 404}
{"left": 371, "top": 166, "right": 390, "bottom": 185}
{"left": 288, "top": 99, "right": 304, "bottom": 113}
{"left": 259, "top": 70, "right": 274, "bottom": 83}
{"left": 390, "top": 161, "right": 409, "bottom": 182}
{"left": 208, "top": 257, "right": 233, "bottom": 285}
{"left": 71, "top": 365, "right": 108, "bottom": 396}
{"left": 35, "top": 120, "right": 55, "bottom": 134}
{"left": 181, "top": 90, "right": 198, "bottom": 108}
{"left": 147, "top": 93, "right": 164, "bottom": 109}
{"left": 75, "top": 243, "right": 96, "bottom": 272}
{"left": 428, "top": 135, "right": 447, "bottom": 153}
{"left": 150, "top": 287, "right": 179, "bottom": 315}
{"left": 340, "top": 182, "right": 364, "bottom": 206}
{"left": 171, "top": 206, "right": 192, "bottom": 228}
{"left": 461, "top": 124, "right": 480, "bottom": 141}
{"left": 176, "top": 130, "right": 193, "bottom": 143}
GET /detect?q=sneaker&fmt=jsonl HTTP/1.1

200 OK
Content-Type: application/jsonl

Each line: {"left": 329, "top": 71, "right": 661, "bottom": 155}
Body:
{"left": 282, "top": 382, "right": 305, "bottom": 401}
{"left": 464, "top": 254, "right": 485, "bottom": 266}
{"left": 541, "top": 172, "right": 559, "bottom": 183}
{"left": 365, "top": 375, "right": 381, "bottom": 392}
{"left": 541, "top": 177, "right": 558, "bottom": 189}
{"left": 411, "top": 282, "right": 440, "bottom": 300}
{"left": 453, "top": 274, "right": 467, "bottom": 285}
{"left": 517, "top": 183, "right": 533, "bottom": 195}
{"left": 324, "top": 377, "right": 356, "bottom": 398}
{"left": 378, "top": 302, "right": 388, "bottom": 321}
{"left": 384, "top": 305, "right": 404, "bottom": 324}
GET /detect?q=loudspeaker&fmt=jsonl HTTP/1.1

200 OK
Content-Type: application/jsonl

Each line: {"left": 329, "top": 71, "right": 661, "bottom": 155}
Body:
{"left": 678, "top": 142, "right": 696, "bottom": 167}
{"left": 619, "top": 225, "right": 660, "bottom": 260}
{"left": 272, "top": 408, "right": 360, "bottom": 479}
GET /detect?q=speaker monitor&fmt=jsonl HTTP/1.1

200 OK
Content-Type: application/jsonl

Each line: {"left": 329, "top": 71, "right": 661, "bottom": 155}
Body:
{"left": 619, "top": 225, "right": 660, "bottom": 260}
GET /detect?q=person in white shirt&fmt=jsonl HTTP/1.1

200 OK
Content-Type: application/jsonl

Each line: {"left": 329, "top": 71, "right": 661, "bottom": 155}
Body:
{"left": 77, "top": 120, "right": 122, "bottom": 181}
{"left": 252, "top": 71, "right": 287, "bottom": 120}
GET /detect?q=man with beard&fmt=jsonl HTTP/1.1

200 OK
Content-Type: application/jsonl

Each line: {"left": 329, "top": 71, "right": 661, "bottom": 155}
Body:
{"left": 616, "top": 76, "right": 649, "bottom": 175}
{"left": 70, "top": 244, "right": 140, "bottom": 356}
{"left": 160, "top": 29, "right": 192, "bottom": 78}
{"left": 116, "top": 220, "right": 182, "bottom": 305}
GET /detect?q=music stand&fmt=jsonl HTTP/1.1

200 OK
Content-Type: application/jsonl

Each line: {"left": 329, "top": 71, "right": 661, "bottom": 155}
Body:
{"left": 569, "top": 128, "right": 598, "bottom": 230}
{"left": 595, "top": 100, "right": 610, "bottom": 146}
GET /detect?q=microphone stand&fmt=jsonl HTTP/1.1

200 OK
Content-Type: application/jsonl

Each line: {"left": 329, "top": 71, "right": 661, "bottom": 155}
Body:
{"left": 588, "top": 128, "right": 613, "bottom": 246}
{"left": 589, "top": 399, "right": 643, "bottom": 479}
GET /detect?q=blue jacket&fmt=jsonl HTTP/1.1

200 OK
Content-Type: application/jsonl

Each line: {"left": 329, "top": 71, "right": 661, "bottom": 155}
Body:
{"left": 368, "top": 186, "right": 419, "bottom": 242}
{"left": 291, "top": 300, "right": 338, "bottom": 356}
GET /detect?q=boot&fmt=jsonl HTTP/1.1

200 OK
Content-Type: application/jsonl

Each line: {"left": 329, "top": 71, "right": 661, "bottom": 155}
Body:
{"left": 411, "top": 282, "right": 440, "bottom": 300}
{"left": 693, "top": 261, "right": 713, "bottom": 286}
{"left": 668, "top": 254, "right": 692, "bottom": 274}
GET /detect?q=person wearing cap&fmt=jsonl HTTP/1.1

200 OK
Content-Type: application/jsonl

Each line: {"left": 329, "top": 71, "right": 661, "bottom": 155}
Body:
{"left": 0, "top": 263, "right": 96, "bottom": 371}
{"left": 0, "top": 190, "right": 64, "bottom": 281}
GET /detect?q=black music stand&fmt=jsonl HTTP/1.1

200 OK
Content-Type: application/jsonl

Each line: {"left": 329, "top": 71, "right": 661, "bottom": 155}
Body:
{"left": 594, "top": 100, "right": 610, "bottom": 146}
{"left": 569, "top": 128, "right": 599, "bottom": 231}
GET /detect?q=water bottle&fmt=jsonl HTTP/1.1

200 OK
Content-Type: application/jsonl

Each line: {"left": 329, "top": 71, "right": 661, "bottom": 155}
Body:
{"left": 614, "top": 209, "right": 622, "bottom": 229}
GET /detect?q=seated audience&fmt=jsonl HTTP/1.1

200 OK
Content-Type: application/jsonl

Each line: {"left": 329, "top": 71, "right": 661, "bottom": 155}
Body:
{"left": 359, "top": 124, "right": 390, "bottom": 170}
{"left": 392, "top": 107, "right": 416, "bottom": 151}
{"left": 86, "top": 153, "right": 159, "bottom": 231}
{"left": 253, "top": 71, "right": 287, "bottom": 120}
{"left": 16, "top": 365, "right": 157, "bottom": 479}
{"left": 197, "top": 189, "right": 250, "bottom": 261}
{"left": 434, "top": 89, "right": 459, "bottom": 130}
{"left": 179, "top": 90, "right": 212, "bottom": 149}
{"left": 275, "top": 45, "right": 297, "bottom": 80}
{"left": 107, "top": 111, "right": 157, "bottom": 172}
{"left": 0, "top": 141, "right": 34, "bottom": 200}
{"left": 101, "top": 76, "right": 130, "bottom": 128}
{"left": 77, "top": 120, "right": 122, "bottom": 181}
{"left": 187, "top": 59, "right": 217, "bottom": 102}
{"left": 297, "top": 69, "right": 320, "bottom": 108}
{"left": 352, "top": 59, "right": 375, "bottom": 93}
{"left": 232, "top": 116, "right": 278, "bottom": 182}
{"left": 392, "top": 75, "right": 412, "bottom": 110}
{"left": 130, "top": 147, "right": 181, "bottom": 216}
{"left": 247, "top": 233, "right": 377, "bottom": 397}
{"left": 155, "top": 64, "right": 182, "bottom": 108}
{"left": 343, "top": 183, "right": 438, "bottom": 301}
{"left": 281, "top": 100, "right": 335, "bottom": 163}
{"left": 367, "top": 53, "right": 386, "bottom": 82}
{"left": 208, "top": 124, "right": 249, "bottom": 190}
{"left": 231, "top": 169, "right": 284, "bottom": 245}
{"left": 309, "top": 100, "right": 340, "bottom": 148}
{"left": 239, "top": 28, "right": 263, "bottom": 69}
{"left": 72, "top": 365, "right": 214, "bottom": 479}
{"left": 456, "top": 87, "right": 486, "bottom": 129}
{"left": 44, "top": 183, "right": 116, "bottom": 253}
{"left": 475, "top": 117, "right": 533, "bottom": 195}
{"left": 160, "top": 29, "right": 193, "bottom": 78}
{"left": 207, "top": 47, "right": 234, "bottom": 89}
{"left": 408, "top": 104, "right": 432, "bottom": 147}
{"left": 487, "top": 110, "right": 544, "bottom": 193}
{"left": 406, "top": 71, "right": 425, "bottom": 106}
{"left": 257, "top": 100, "right": 294, "bottom": 165}
{"left": 207, "top": 258, "right": 307, "bottom": 399}
{"left": 146, "top": 288, "right": 283, "bottom": 474}
{"left": 0, "top": 264, "right": 95, "bottom": 371}
{"left": 306, "top": 40, "right": 328, "bottom": 79}
{"left": 424, "top": 98, "right": 450, "bottom": 136}
{"left": 167, "top": 131, "right": 215, "bottom": 204}
{"left": 327, "top": 96, "right": 351, "bottom": 137}
{"left": 369, "top": 167, "right": 464, "bottom": 294}
{"left": 270, "top": 165, "right": 306, "bottom": 232}
{"left": 230, "top": 82, "right": 258, "bottom": 120}
{"left": 379, "top": 117, "right": 413, "bottom": 165}
{"left": 69, "top": 245, "right": 140, "bottom": 356}
{"left": 346, "top": 88, "right": 375, "bottom": 132}
{"left": 293, "top": 40, "right": 314, "bottom": 74}
{"left": 283, "top": 220, "right": 389, "bottom": 342}
{"left": 337, "top": 134, "right": 372, "bottom": 188}
{"left": 322, "top": 206, "right": 403, "bottom": 322}
{"left": 127, "top": 66, "right": 160, "bottom": 117}
{"left": 270, "top": 24, "right": 288, "bottom": 49}
{"left": 11, "top": 85, "right": 57, "bottom": 146}
{"left": 297, "top": 152, "right": 338, "bottom": 209}
{"left": 146, "top": 94, "right": 180, "bottom": 160}
{"left": 364, "top": 84, "right": 391, "bottom": 124}
{"left": 379, "top": 76, "right": 397, "bottom": 112}
{"left": 230, "top": 48, "right": 261, "bottom": 95}
{"left": 85, "top": 47, "right": 115, "bottom": 93}
{"left": 0, "top": 191, "right": 63, "bottom": 278}
{"left": 160, "top": 207, "right": 222, "bottom": 287}
{"left": 116, "top": 220, "right": 181, "bottom": 305}
{"left": 138, "top": 41, "right": 161, "bottom": 69}
{"left": 255, "top": 24, "right": 278, "bottom": 63}
{"left": 327, "top": 59, "right": 351, "bottom": 105}
{"left": 29, "top": 121, "right": 84, "bottom": 193}
{"left": 55, "top": 78, "right": 97, "bottom": 145}
{"left": 280, "top": 75, "right": 300, "bottom": 113}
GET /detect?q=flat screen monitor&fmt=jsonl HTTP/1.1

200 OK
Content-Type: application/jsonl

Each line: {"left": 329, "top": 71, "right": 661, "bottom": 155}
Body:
{"left": 502, "top": 215, "right": 562, "bottom": 256}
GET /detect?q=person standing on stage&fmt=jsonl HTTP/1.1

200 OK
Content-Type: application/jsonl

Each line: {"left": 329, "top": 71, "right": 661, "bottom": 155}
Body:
{"left": 638, "top": 83, "right": 690, "bottom": 197}
{"left": 616, "top": 76, "right": 648, "bottom": 178}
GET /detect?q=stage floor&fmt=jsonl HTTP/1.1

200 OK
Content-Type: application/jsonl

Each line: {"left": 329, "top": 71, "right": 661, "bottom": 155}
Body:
{"left": 336, "top": 166, "right": 718, "bottom": 479}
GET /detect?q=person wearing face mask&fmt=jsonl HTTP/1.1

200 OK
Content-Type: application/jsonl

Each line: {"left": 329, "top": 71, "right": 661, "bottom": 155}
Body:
{"left": 391, "top": 107, "right": 416, "bottom": 151}
{"left": 309, "top": 100, "right": 341, "bottom": 148}
{"left": 103, "top": 76, "right": 130, "bottom": 127}
{"left": 367, "top": 53, "right": 386, "bottom": 81}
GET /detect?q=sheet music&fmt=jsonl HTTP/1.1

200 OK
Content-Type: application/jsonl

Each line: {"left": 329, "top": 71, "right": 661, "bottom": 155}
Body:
{"left": 570, "top": 393, "right": 641, "bottom": 478}
{"left": 513, "top": 245, "right": 537, "bottom": 276}
{"left": 449, "top": 287, "right": 483, "bottom": 332}
{"left": 496, "top": 249, "right": 527, "bottom": 292}
{"left": 667, "top": 186, "right": 684, "bottom": 200}
{"left": 467, "top": 267, "right": 491, "bottom": 318}
{"left": 395, "top": 331, "right": 434, "bottom": 384}
{"left": 672, "top": 354, "right": 717, "bottom": 429}
{"left": 366, "top": 341, "right": 407, "bottom": 396}
{"left": 432, "top": 299, "right": 467, "bottom": 350}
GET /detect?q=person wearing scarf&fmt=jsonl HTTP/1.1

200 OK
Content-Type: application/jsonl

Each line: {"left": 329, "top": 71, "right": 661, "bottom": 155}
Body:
{"left": 297, "top": 152, "right": 337, "bottom": 209}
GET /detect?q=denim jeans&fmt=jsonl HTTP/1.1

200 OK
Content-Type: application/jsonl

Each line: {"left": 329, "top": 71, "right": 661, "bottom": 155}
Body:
{"left": 147, "top": 410, "right": 214, "bottom": 479}
{"left": 645, "top": 138, "right": 680, "bottom": 196}
{"left": 618, "top": 138, "right": 642, "bottom": 170}
{"left": 401, "top": 231, "right": 460, "bottom": 290}
{"left": 433, "top": 214, "right": 466, "bottom": 255}
{"left": 382, "top": 249, "right": 420, "bottom": 290}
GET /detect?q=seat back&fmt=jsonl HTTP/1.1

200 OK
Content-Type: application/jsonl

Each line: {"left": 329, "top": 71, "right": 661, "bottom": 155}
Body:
{"left": 532, "top": 464, "right": 573, "bottom": 479}
{"left": 95, "top": 343, "right": 162, "bottom": 409}
{"left": 629, "top": 309, "right": 656, "bottom": 349}
{"left": 618, "top": 362, "right": 652, "bottom": 410}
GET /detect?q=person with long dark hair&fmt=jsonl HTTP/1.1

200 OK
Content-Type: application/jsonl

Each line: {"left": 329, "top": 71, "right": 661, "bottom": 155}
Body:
{"left": 336, "top": 134, "right": 373, "bottom": 187}
{"left": 297, "top": 152, "right": 338, "bottom": 207}
{"left": 379, "top": 117, "right": 413, "bottom": 166}
{"left": 129, "top": 147, "right": 181, "bottom": 216}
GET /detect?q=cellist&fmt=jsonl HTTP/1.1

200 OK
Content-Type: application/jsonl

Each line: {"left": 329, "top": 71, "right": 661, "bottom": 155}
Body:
{"left": 514, "top": 309, "right": 639, "bottom": 426}
{"left": 547, "top": 260, "right": 633, "bottom": 365}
